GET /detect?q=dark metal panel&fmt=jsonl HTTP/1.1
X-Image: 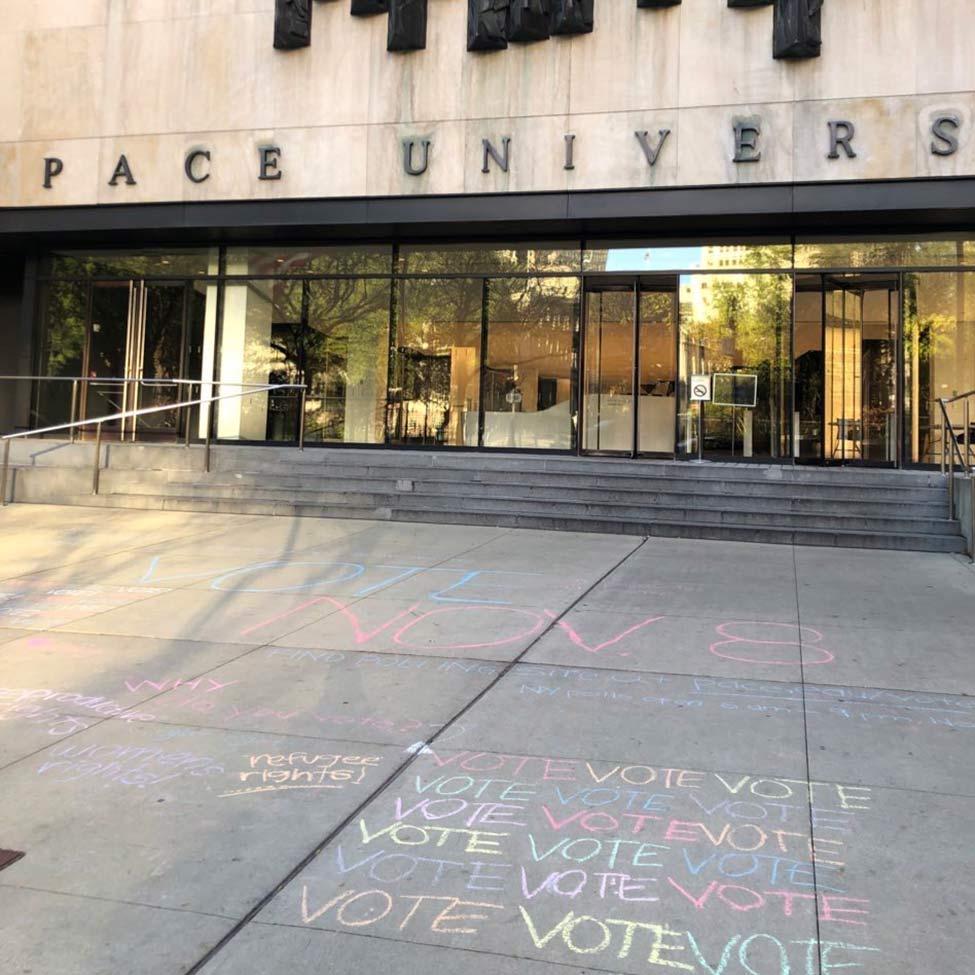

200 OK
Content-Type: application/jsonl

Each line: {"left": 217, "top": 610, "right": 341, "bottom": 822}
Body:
{"left": 468, "top": 0, "right": 509, "bottom": 51}
{"left": 273, "top": 0, "right": 313, "bottom": 49}
{"left": 4, "top": 179, "right": 975, "bottom": 247}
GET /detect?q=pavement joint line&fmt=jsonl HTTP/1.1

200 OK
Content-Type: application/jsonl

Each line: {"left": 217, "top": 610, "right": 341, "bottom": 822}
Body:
{"left": 0, "top": 881, "right": 239, "bottom": 921}
{"left": 793, "top": 542, "right": 826, "bottom": 975}
{"left": 179, "top": 533, "right": 648, "bottom": 975}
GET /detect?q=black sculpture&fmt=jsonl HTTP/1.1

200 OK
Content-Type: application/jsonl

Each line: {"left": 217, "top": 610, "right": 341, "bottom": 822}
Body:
{"left": 351, "top": 0, "right": 388, "bottom": 14}
{"left": 508, "top": 0, "right": 551, "bottom": 43}
{"left": 636, "top": 1, "right": 680, "bottom": 8}
{"left": 773, "top": 0, "right": 822, "bottom": 58}
{"left": 551, "top": 0, "right": 594, "bottom": 35}
{"left": 388, "top": 0, "right": 428, "bottom": 50}
{"left": 273, "top": 0, "right": 312, "bottom": 49}
{"left": 468, "top": 0, "right": 509, "bottom": 51}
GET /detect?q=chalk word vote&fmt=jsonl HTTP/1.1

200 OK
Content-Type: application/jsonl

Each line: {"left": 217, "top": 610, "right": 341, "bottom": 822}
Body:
{"left": 220, "top": 752, "right": 383, "bottom": 798}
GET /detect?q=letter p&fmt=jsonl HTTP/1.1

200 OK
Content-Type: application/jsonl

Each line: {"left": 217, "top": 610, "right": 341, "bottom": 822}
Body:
{"left": 43, "top": 157, "right": 64, "bottom": 189}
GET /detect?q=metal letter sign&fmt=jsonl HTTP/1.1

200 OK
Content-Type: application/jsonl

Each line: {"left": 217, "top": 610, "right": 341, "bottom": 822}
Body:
{"left": 690, "top": 375, "right": 713, "bottom": 403}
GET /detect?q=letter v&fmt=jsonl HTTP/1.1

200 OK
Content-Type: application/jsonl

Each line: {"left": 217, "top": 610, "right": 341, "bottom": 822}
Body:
{"left": 518, "top": 906, "right": 575, "bottom": 949}
{"left": 325, "top": 597, "right": 422, "bottom": 645}
{"left": 301, "top": 885, "right": 354, "bottom": 925}
{"left": 546, "top": 611, "right": 664, "bottom": 654}
{"left": 667, "top": 877, "right": 718, "bottom": 909}
{"left": 686, "top": 932, "right": 742, "bottom": 975}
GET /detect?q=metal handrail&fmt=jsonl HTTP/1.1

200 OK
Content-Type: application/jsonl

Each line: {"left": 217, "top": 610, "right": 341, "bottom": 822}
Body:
{"left": 939, "top": 390, "right": 975, "bottom": 560}
{"left": 1, "top": 381, "right": 307, "bottom": 506}
{"left": 0, "top": 375, "right": 289, "bottom": 444}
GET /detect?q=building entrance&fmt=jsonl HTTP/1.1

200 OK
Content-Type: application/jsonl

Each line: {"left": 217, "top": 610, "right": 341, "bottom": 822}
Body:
{"left": 51, "top": 279, "right": 206, "bottom": 440}
{"left": 795, "top": 274, "right": 899, "bottom": 466}
{"left": 581, "top": 276, "right": 677, "bottom": 456}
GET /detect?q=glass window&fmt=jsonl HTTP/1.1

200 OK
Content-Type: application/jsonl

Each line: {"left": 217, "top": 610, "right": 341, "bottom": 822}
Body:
{"left": 224, "top": 245, "right": 392, "bottom": 277}
{"left": 678, "top": 273, "right": 793, "bottom": 460}
{"left": 46, "top": 249, "right": 218, "bottom": 278}
{"left": 399, "top": 243, "right": 581, "bottom": 275}
{"left": 484, "top": 277, "right": 578, "bottom": 449}
{"left": 34, "top": 280, "right": 89, "bottom": 427}
{"left": 796, "top": 235, "right": 975, "bottom": 269}
{"left": 585, "top": 241, "right": 793, "bottom": 273}
{"left": 904, "top": 272, "right": 975, "bottom": 465}
{"left": 216, "top": 278, "right": 390, "bottom": 444}
{"left": 389, "top": 279, "right": 482, "bottom": 447}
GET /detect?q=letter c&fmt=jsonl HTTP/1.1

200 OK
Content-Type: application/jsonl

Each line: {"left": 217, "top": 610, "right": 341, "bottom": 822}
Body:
{"left": 184, "top": 149, "right": 211, "bottom": 183}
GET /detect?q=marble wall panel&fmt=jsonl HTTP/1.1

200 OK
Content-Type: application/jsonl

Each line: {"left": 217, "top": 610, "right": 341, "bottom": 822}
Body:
{"left": 678, "top": 1, "right": 794, "bottom": 108}
{"left": 564, "top": 110, "right": 680, "bottom": 191}
{"left": 915, "top": 94, "right": 975, "bottom": 178}
{"left": 0, "top": 32, "right": 24, "bottom": 143}
{"left": 0, "top": 1, "right": 108, "bottom": 34}
{"left": 569, "top": 0, "right": 679, "bottom": 115}
{"left": 2, "top": 139, "right": 103, "bottom": 207}
{"left": 677, "top": 102, "right": 795, "bottom": 186}
{"left": 790, "top": 0, "right": 918, "bottom": 101}
{"left": 462, "top": 115, "right": 571, "bottom": 195}
{"left": 366, "top": 120, "right": 465, "bottom": 196}
{"left": 916, "top": 0, "right": 975, "bottom": 96}
{"left": 20, "top": 27, "right": 107, "bottom": 142}
{"left": 369, "top": 0, "right": 465, "bottom": 124}
{"left": 794, "top": 97, "right": 917, "bottom": 183}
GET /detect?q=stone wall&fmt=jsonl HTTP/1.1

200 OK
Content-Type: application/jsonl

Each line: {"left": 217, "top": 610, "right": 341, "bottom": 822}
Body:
{"left": 1, "top": 0, "right": 974, "bottom": 207}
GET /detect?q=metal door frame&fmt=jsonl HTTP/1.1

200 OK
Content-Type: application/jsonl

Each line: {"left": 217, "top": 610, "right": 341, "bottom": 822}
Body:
{"left": 579, "top": 274, "right": 679, "bottom": 459}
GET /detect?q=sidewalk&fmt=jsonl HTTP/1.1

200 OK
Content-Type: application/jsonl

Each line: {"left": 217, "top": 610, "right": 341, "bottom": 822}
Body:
{"left": 0, "top": 504, "right": 972, "bottom": 975}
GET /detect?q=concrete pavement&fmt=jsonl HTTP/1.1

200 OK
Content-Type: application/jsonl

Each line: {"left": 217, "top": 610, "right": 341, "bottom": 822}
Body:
{"left": 0, "top": 504, "right": 973, "bottom": 974}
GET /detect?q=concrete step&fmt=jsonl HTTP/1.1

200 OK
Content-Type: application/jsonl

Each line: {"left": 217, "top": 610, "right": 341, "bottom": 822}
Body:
{"left": 36, "top": 491, "right": 969, "bottom": 553}
{"left": 4, "top": 439, "right": 964, "bottom": 554}
{"left": 135, "top": 471, "right": 951, "bottom": 511}
{"left": 110, "top": 481, "right": 960, "bottom": 535}
{"left": 98, "top": 464, "right": 950, "bottom": 505}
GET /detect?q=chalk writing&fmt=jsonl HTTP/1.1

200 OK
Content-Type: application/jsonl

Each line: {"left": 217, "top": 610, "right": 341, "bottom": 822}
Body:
{"left": 36, "top": 741, "right": 224, "bottom": 788}
{"left": 0, "top": 585, "right": 167, "bottom": 628}
{"left": 515, "top": 667, "right": 975, "bottom": 734}
{"left": 0, "top": 700, "right": 97, "bottom": 737}
{"left": 220, "top": 752, "right": 383, "bottom": 797}
{"left": 289, "top": 746, "right": 881, "bottom": 970}
{"left": 0, "top": 687, "right": 155, "bottom": 723}
{"left": 124, "top": 677, "right": 238, "bottom": 694}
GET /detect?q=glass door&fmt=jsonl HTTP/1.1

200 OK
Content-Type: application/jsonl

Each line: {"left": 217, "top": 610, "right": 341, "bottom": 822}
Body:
{"left": 795, "top": 274, "right": 898, "bottom": 465}
{"left": 581, "top": 277, "right": 677, "bottom": 456}
{"left": 83, "top": 282, "right": 131, "bottom": 433}
{"left": 79, "top": 280, "right": 196, "bottom": 441}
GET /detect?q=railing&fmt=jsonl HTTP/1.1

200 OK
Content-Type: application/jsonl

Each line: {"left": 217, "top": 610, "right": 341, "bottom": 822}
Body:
{"left": 939, "top": 389, "right": 975, "bottom": 559}
{"left": 0, "top": 379, "right": 307, "bottom": 506}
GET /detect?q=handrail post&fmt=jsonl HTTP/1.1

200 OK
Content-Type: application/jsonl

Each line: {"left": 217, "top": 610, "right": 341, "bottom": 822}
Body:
{"left": 69, "top": 380, "right": 79, "bottom": 443}
{"left": 948, "top": 428, "right": 955, "bottom": 519}
{"left": 92, "top": 421, "right": 102, "bottom": 495}
{"left": 204, "top": 410, "right": 212, "bottom": 474}
{"left": 970, "top": 473, "right": 975, "bottom": 562}
{"left": 298, "top": 387, "right": 307, "bottom": 451}
{"left": 1, "top": 439, "right": 9, "bottom": 507}
{"left": 184, "top": 382, "right": 193, "bottom": 448}
{"left": 965, "top": 399, "right": 971, "bottom": 474}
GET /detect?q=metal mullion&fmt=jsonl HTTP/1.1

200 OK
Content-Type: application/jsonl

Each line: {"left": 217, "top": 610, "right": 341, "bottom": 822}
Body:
{"left": 631, "top": 280, "right": 639, "bottom": 458}
{"left": 478, "top": 279, "right": 489, "bottom": 450}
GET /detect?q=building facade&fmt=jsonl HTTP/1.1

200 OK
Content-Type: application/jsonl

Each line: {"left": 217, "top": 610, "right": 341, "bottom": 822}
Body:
{"left": 1, "top": 0, "right": 974, "bottom": 466}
